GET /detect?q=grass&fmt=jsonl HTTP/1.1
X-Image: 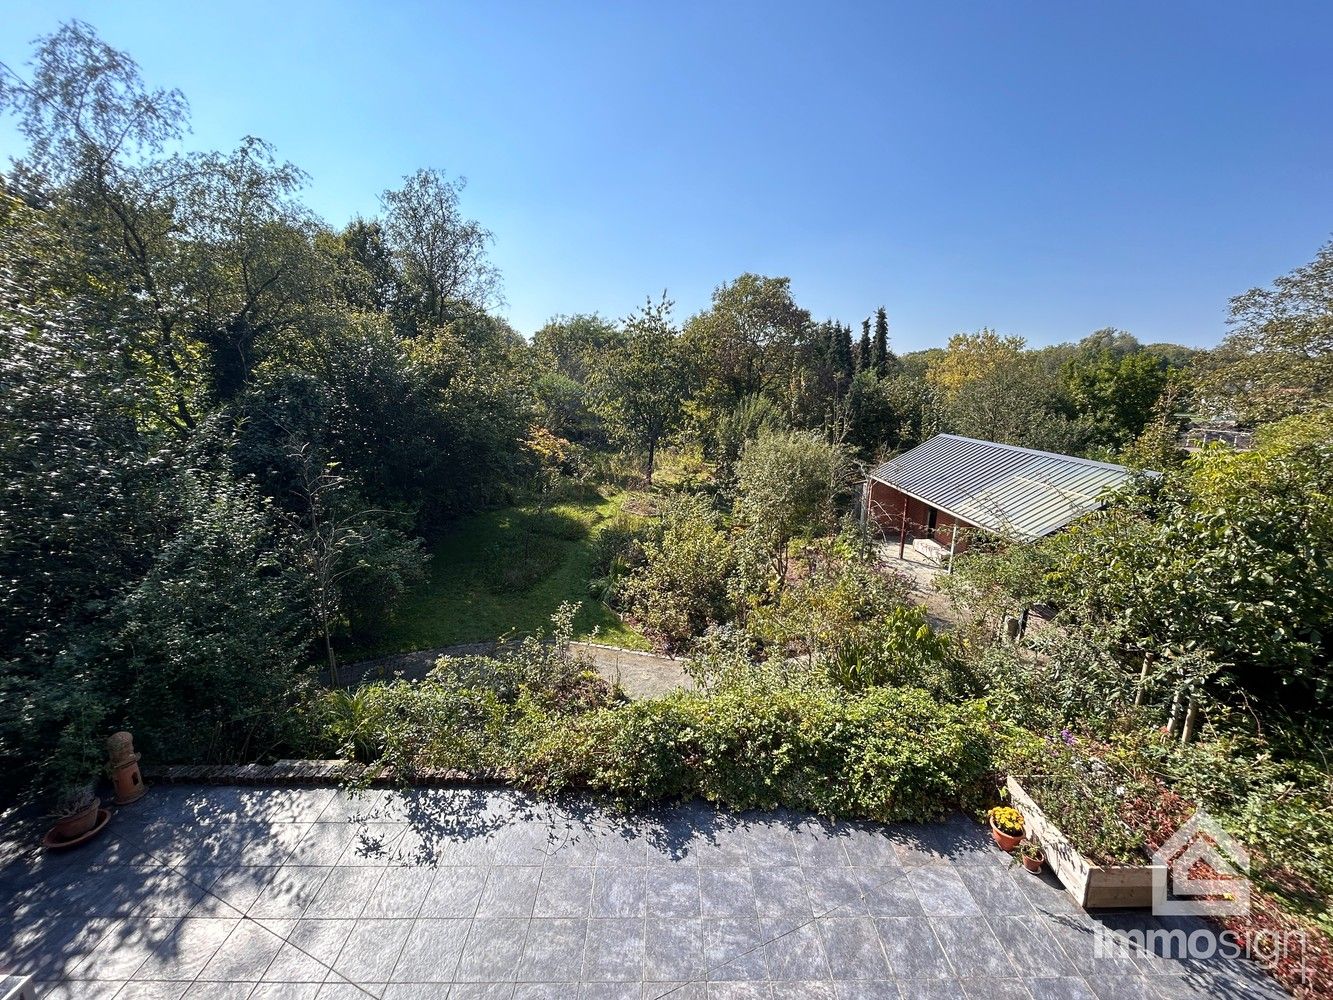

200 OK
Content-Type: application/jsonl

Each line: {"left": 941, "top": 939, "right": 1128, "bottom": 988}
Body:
{"left": 350, "top": 490, "right": 650, "bottom": 658}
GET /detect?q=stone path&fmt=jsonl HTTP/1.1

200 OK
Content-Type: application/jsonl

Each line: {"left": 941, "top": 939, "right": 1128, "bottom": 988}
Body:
{"left": 0, "top": 785, "right": 1286, "bottom": 998}
{"left": 342, "top": 642, "right": 691, "bottom": 700}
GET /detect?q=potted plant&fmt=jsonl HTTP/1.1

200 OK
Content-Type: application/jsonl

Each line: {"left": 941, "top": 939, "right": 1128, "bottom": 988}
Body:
{"left": 1016, "top": 838, "right": 1046, "bottom": 874}
{"left": 48, "top": 783, "right": 101, "bottom": 841}
{"left": 988, "top": 805, "right": 1026, "bottom": 852}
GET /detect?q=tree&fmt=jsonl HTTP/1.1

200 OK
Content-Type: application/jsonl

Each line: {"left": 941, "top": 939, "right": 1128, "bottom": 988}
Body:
{"left": 590, "top": 296, "right": 692, "bottom": 483}
{"left": 926, "top": 329, "right": 1027, "bottom": 400}
{"left": 1203, "top": 239, "right": 1333, "bottom": 423}
{"left": 378, "top": 168, "right": 501, "bottom": 333}
{"left": 872, "top": 306, "right": 891, "bottom": 375}
{"left": 856, "top": 318, "right": 872, "bottom": 372}
{"left": 735, "top": 429, "right": 848, "bottom": 589}
{"left": 947, "top": 351, "right": 1090, "bottom": 453}
{"left": 1064, "top": 348, "right": 1170, "bottom": 447}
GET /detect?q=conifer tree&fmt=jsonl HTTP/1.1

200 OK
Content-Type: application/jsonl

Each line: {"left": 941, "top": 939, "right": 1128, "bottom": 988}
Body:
{"left": 873, "top": 307, "right": 890, "bottom": 375}
{"left": 856, "top": 318, "right": 872, "bottom": 371}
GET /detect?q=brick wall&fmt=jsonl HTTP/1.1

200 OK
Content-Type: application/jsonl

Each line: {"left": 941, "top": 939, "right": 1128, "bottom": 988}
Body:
{"left": 864, "top": 479, "right": 972, "bottom": 554}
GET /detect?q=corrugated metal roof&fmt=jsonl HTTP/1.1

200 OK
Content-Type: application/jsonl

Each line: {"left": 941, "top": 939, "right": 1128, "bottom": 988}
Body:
{"left": 868, "top": 434, "right": 1144, "bottom": 541}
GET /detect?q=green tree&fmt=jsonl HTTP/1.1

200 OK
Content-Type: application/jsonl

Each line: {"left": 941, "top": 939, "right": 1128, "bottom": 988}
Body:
{"left": 1203, "top": 240, "right": 1333, "bottom": 422}
{"left": 590, "top": 296, "right": 692, "bottom": 483}
{"left": 1064, "top": 348, "right": 1170, "bottom": 447}
{"left": 872, "top": 306, "right": 892, "bottom": 375}
{"left": 735, "top": 430, "right": 849, "bottom": 588}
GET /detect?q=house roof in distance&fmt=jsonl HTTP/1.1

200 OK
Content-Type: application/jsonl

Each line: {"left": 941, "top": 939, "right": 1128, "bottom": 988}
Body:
{"left": 868, "top": 434, "right": 1145, "bottom": 541}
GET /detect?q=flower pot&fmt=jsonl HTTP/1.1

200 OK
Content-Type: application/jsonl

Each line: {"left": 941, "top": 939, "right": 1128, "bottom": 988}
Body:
{"left": 51, "top": 799, "right": 100, "bottom": 840}
{"left": 990, "top": 816, "right": 1024, "bottom": 853}
{"left": 1022, "top": 850, "right": 1046, "bottom": 874}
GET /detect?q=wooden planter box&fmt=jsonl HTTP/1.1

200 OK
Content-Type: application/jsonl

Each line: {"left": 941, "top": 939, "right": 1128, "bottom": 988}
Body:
{"left": 1007, "top": 776, "right": 1165, "bottom": 910}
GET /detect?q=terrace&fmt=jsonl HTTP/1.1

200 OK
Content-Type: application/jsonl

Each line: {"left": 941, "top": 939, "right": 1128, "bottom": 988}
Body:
{"left": 0, "top": 784, "right": 1286, "bottom": 999}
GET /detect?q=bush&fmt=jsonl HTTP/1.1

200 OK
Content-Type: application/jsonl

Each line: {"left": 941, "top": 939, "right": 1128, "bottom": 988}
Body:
{"left": 617, "top": 494, "right": 736, "bottom": 650}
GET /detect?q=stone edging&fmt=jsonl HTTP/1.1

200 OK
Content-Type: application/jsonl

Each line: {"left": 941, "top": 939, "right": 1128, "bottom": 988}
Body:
{"left": 142, "top": 759, "right": 502, "bottom": 788}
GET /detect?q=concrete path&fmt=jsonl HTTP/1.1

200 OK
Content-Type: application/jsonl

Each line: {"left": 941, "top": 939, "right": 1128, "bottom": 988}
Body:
{"left": 342, "top": 642, "right": 691, "bottom": 700}
{"left": 0, "top": 784, "right": 1286, "bottom": 999}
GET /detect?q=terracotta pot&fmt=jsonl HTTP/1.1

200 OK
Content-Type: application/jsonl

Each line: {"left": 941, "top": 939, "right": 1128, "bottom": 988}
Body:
{"left": 990, "top": 816, "right": 1024, "bottom": 853}
{"left": 51, "top": 799, "right": 100, "bottom": 840}
{"left": 1022, "top": 850, "right": 1046, "bottom": 874}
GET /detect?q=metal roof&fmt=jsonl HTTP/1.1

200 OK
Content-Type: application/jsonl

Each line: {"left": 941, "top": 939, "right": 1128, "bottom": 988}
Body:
{"left": 868, "top": 434, "right": 1144, "bottom": 541}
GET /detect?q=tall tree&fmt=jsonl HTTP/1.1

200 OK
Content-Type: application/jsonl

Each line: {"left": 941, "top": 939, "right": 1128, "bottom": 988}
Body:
{"left": 1202, "top": 239, "right": 1333, "bottom": 423}
{"left": 590, "top": 296, "right": 692, "bottom": 483}
{"left": 873, "top": 306, "right": 891, "bottom": 376}
{"left": 856, "top": 318, "right": 872, "bottom": 372}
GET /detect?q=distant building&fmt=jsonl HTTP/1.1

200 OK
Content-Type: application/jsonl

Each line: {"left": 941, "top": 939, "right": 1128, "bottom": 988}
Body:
{"left": 864, "top": 434, "right": 1145, "bottom": 560}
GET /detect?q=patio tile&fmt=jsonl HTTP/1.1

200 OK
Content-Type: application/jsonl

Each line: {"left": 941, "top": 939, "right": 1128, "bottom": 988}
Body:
{"left": 818, "top": 916, "right": 890, "bottom": 981}
{"left": 645, "top": 867, "right": 700, "bottom": 917}
{"left": 117, "top": 983, "right": 192, "bottom": 1000}
{"left": 643, "top": 916, "right": 705, "bottom": 981}
{"left": 531, "top": 866, "right": 592, "bottom": 918}
{"left": 764, "top": 916, "right": 831, "bottom": 981}
{"left": 593, "top": 829, "right": 649, "bottom": 868}
{"left": 591, "top": 867, "right": 646, "bottom": 917}
{"left": 961, "top": 979, "right": 1034, "bottom": 999}
{"left": 70, "top": 916, "right": 179, "bottom": 980}
{"left": 956, "top": 863, "right": 1037, "bottom": 917}
{"left": 930, "top": 916, "right": 1019, "bottom": 979}
{"left": 986, "top": 914, "right": 1080, "bottom": 979}
{"left": 839, "top": 827, "right": 902, "bottom": 869}
{"left": 419, "top": 867, "right": 488, "bottom": 917}
{"left": 303, "top": 866, "right": 383, "bottom": 919}
{"left": 251, "top": 985, "right": 324, "bottom": 999}
{"left": 907, "top": 866, "right": 982, "bottom": 916}
{"left": 1024, "top": 977, "right": 1100, "bottom": 1000}
{"left": 362, "top": 866, "right": 433, "bottom": 919}
{"left": 133, "top": 916, "right": 239, "bottom": 980}
{"left": 750, "top": 867, "right": 810, "bottom": 915}
{"left": 196, "top": 918, "right": 290, "bottom": 981}
{"left": 182, "top": 983, "right": 261, "bottom": 999}
{"left": 831, "top": 983, "right": 900, "bottom": 998}
{"left": 250, "top": 866, "right": 332, "bottom": 919}
{"left": 389, "top": 917, "right": 470, "bottom": 982}
{"left": 288, "top": 824, "right": 359, "bottom": 866}
{"left": 330, "top": 918, "right": 413, "bottom": 982}
{"left": 263, "top": 917, "right": 354, "bottom": 982}
{"left": 768, "top": 984, "right": 837, "bottom": 999}
{"left": 455, "top": 916, "right": 530, "bottom": 982}
{"left": 2, "top": 916, "right": 118, "bottom": 980}
{"left": 582, "top": 917, "right": 645, "bottom": 982}
{"left": 517, "top": 917, "right": 588, "bottom": 982}
{"left": 705, "top": 985, "right": 773, "bottom": 999}
{"left": 804, "top": 868, "right": 868, "bottom": 915}
{"left": 851, "top": 870, "right": 920, "bottom": 917}
{"left": 874, "top": 916, "right": 953, "bottom": 979}
{"left": 699, "top": 868, "right": 757, "bottom": 917}
{"left": 703, "top": 918, "right": 769, "bottom": 982}
{"left": 477, "top": 867, "right": 542, "bottom": 917}
{"left": 188, "top": 866, "right": 279, "bottom": 917}
{"left": 340, "top": 824, "right": 407, "bottom": 866}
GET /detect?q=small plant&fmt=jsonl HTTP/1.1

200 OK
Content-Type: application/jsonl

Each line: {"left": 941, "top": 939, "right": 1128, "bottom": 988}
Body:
{"left": 1016, "top": 838, "right": 1044, "bottom": 860}
{"left": 989, "top": 805, "right": 1025, "bottom": 836}
{"left": 52, "top": 783, "right": 98, "bottom": 819}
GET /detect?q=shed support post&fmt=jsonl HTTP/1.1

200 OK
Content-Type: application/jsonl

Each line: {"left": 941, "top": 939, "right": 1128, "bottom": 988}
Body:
{"left": 947, "top": 522, "right": 959, "bottom": 573}
{"left": 898, "top": 496, "right": 908, "bottom": 559}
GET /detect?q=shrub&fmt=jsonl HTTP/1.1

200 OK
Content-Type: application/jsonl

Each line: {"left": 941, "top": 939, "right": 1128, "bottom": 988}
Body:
{"left": 617, "top": 494, "right": 736, "bottom": 650}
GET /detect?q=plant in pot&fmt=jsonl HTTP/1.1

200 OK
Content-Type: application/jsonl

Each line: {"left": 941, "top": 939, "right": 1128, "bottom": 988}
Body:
{"left": 988, "top": 805, "right": 1026, "bottom": 852}
{"left": 42, "top": 727, "right": 109, "bottom": 848}
{"left": 1016, "top": 837, "right": 1046, "bottom": 874}
{"left": 49, "top": 782, "right": 100, "bottom": 841}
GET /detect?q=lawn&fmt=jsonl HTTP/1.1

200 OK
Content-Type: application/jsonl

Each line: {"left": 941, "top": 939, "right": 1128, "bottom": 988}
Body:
{"left": 351, "top": 490, "right": 650, "bottom": 658}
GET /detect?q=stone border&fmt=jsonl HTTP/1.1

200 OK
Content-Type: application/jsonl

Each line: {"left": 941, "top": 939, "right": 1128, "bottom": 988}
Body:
{"left": 142, "top": 759, "right": 503, "bottom": 788}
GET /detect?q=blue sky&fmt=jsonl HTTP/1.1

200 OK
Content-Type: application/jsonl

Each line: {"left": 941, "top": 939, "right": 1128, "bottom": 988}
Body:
{"left": 2, "top": 1, "right": 1331, "bottom": 350}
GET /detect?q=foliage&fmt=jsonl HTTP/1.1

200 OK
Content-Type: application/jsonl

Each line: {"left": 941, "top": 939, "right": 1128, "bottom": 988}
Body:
{"left": 588, "top": 296, "right": 693, "bottom": 483}
{"left": 617, "top": 494, "right": 736, "bottom": 651}
{"left": 1203, "top": 239, "right": 1333, "bottom": 422}
{"left": 734, "top": 429, "right": 848, "bottom": 588}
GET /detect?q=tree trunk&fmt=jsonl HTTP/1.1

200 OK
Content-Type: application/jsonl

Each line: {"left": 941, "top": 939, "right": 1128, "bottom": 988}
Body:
{"left": 645, "top": 435, "right": 657, "bottom": 485}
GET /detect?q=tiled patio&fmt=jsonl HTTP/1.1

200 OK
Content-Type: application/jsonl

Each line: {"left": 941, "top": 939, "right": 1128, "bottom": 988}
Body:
{"left": 0, "top": 785, "right": 1286, "bottom": 999}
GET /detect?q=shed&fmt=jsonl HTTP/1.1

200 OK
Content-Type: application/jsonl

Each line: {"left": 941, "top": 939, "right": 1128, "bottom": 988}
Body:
{"left": 864, "top": 434, "right": 1145, "bottom": 556}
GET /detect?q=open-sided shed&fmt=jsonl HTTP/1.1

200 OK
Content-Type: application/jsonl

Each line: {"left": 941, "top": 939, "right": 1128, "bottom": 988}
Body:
{"left": 865, "top": 434, "right": 1144, "bottom": 558}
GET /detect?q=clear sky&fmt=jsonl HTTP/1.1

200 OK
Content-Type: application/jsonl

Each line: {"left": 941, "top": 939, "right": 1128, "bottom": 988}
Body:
{"left": 2, "top": 1, "right": 1331, "bottom": 350}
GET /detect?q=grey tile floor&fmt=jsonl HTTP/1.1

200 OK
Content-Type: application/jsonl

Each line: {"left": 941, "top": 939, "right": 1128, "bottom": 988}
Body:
{"left": 0, "top": 785, "right": 1287, "bottom": 999}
